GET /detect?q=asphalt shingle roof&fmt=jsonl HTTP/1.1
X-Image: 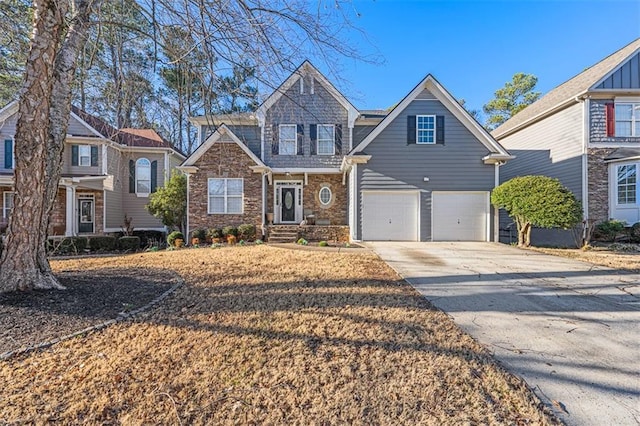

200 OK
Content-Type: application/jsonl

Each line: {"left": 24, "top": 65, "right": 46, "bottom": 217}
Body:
{"left": 492, "top": 38, "right": 640, "bottom": 139}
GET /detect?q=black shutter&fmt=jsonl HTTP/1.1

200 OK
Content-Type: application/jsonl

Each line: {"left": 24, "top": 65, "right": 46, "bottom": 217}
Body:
{"left": 72, "top": 145, "right": 79, "bottom": 166}
{"left": 129, "top": 159, "right": 135, "bottom": 193}
{"left": 296, "top": 124, "right": 304, "bottom": 155}
{"left": 151, "top": 160, "right": 158, "bottom": 192}
{"left": 90, "top": 146, "right": 98, "bottom": 166}
{"left": 309, "top": 124, "right": 317, "bottom": 155}
{"left": 4, "top": 140, "right": 12, "bottom": 169}
{"left": 436, "top": 115, "right": 445, "bottom": 144}
{"left": 407, "top": 115, "right": 416, "bottom": 144}
{"left": 271, "top": 123, "right": 279, "bottom": 155}
{"left": 334, "top": 124, "right": 342, "bottom": 155}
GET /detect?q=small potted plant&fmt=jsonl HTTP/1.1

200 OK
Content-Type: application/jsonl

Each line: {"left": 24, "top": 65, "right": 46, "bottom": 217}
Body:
{"left": 191, "top": 229, "right": 206, "bottom": 246}
{"left": 167, "top": 231, "right": 185, "bottom": 248}
{"left": 207, "top": 228, "right": 223, "bottom": 244}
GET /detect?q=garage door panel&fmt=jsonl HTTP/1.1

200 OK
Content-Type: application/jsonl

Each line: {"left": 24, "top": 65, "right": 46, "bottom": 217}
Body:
{"left": 432, "top": 192, "right": 488, "bottom": 241}
{"left": 362, "top": 192, "right": 418, "bottom": 241}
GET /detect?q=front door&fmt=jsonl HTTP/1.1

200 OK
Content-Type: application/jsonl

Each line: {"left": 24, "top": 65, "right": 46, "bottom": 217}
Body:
{"left": 281, "top": 187, "right": 296, "bottom": 222}
{"left": 78, "top": 198, "right": 94, "bottom": 233}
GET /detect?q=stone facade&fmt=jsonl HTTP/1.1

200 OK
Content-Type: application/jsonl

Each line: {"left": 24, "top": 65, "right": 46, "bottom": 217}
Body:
{"left": 266, "top": 173, "right": 348, "bottom": 225}
{"left": 587, "top": 148, "right": 616, "bottom": 223}
{"left": 265, "top": 225, "right": 350, "bottom": 242}
{"left": 189, "top": 142, "right": 262, "bottom": 232}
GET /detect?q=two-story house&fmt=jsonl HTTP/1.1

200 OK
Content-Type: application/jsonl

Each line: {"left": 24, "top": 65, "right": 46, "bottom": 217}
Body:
{"left": 181, "top": 61, "right": 512, "bottom": 242}
{"left": 493, "top": 38, "right": 640, "bottom": 246}
{"left": 0, "top": 101, "right": 185, "bottom": 236}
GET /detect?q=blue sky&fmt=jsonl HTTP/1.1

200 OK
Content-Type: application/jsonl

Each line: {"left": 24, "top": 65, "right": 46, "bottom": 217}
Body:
{"left": 331, "top": 0, "right": 640, "bottom": 119}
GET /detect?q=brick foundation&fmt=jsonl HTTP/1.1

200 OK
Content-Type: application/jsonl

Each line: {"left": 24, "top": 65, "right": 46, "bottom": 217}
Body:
{"left": 266, "top": 225, "right": 350, "bottom": 242}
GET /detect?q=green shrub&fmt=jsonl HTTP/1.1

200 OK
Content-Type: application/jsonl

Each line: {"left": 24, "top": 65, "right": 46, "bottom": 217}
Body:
{"left": 237, "top": 223, "right": 256, "bottom": 241}
{"left": 255, "top": 239, "right": 264, "bottom": 245}
{"left": 297, "top": 238, "right": 308, "bottom": 245}
{"left": 207, "top": 228, "right": 223, "bottom": 240}
{"left": 47, "top": 237, "right": 88, "bottom": 255}
{"left": 191, "top": 228, "right": 206, "bottom": 241}
{"left": 222, "top": 226, "right": 237, "bottom": 237}
{"left": 628, "top": 222, "right": 640, "bottom": 243}
{"left": 167, "top": 231, "right": 185, "bottom": 247}
{"left": 118, "top": 236, "right": 140, "bottom": 251}
{"left": 89, "top": 236, "right": 116, "bottom": 251}
{"left": 595, "top": 220, "right": 626, "bottom": 242}
{"left": 318, "top": 240, "right": 328, "bottom": 247}
{"left": 238, "top": 239, "right": 246, "bottom": 246}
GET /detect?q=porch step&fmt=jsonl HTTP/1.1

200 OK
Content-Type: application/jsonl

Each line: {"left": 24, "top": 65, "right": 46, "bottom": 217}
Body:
{"left": 268, "top": 227, "right": 299, "bottom": 243}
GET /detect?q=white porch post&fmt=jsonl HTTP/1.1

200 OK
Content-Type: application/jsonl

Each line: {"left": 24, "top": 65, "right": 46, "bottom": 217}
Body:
{"left": 65, "top": 185, "right": 76, "bottom": 236}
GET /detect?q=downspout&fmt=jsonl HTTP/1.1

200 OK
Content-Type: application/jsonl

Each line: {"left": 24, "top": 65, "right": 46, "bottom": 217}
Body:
{"left": 580, "top": 97, "right": 590, "bottom": 237}
{"left": 185, "top": 172, "right": 190, "bottom": 239}
{"left": 261, "top": 172, "right": 266, "bottom": 238}
{"left": 493, "top": 162, "right": 502, "bottom": 242}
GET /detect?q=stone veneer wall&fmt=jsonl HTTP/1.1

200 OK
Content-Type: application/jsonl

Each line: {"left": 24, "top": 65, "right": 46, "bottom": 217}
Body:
{"left": 266, "top": 225, "right": 350, "bottom": 242}
{"left": 587, "top": 148, "right": 615, "bottom": 223}
{"left": 266, "top": 174, "right": 348, "bottom": 225}
{"left": 189, "top": 142, "right": 262, "bottom": 232}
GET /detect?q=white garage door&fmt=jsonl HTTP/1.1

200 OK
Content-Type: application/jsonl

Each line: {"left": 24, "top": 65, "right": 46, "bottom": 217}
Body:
{"left": 362, "top": 191, "right": 419, "bottom": 241}
{"left": 432, "top": 192, "right": 489, "bottom": 241}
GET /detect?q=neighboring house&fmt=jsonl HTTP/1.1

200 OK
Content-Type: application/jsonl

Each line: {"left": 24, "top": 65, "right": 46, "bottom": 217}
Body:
{"left": 0, "top": 101, "right": 185, "bottom": 236}
{"left": 181, "top": 61, "right": 512, "bottom": 242}
{"left": 493, "top": 38, "right": 640, "bottom": 246}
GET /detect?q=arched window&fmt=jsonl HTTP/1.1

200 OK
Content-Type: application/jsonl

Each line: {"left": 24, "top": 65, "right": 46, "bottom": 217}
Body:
{"left": 136, "top": 158, "right": 151, "bottom": 194}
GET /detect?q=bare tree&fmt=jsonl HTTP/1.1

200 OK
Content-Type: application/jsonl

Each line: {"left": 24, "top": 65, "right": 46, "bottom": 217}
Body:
{"left": 0, "top": 0, "right": 372, "bottom": 292}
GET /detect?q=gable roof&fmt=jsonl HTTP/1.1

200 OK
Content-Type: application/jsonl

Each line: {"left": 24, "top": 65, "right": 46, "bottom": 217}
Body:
{"left": 493, "top": 38, "right": 640, "bottom": 139}
{"left": 351, "top": 74, "right": 512, "bottom": 162}
{"left": 181, "top": 124, "right": 267, "bottom": 168}
{"left": 255, "top": 60, "right": 359, "bottom": 127}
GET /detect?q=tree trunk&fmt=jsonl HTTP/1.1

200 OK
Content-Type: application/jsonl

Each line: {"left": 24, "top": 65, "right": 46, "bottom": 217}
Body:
{"left": 0, "top": 0, "right": 98, "bottom": 293}
{"left": 518, "top": 222, "right": 531, "bottom": 247}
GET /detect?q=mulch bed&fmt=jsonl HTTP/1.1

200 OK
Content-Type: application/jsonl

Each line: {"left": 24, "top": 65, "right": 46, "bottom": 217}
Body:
{"left": 0, "top": 267, "right": 179, "bottom": 354}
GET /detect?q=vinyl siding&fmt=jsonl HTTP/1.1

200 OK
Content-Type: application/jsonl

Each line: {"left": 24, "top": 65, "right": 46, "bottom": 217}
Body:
{"left": 264, "top": 76, "right": 348, "bottom": 168}
{"left": 498, "top": 102, "right": 584, "bottom": 246}
{"left": 356, "top": 96, "right": 495, "bottom": 241}
{"left": 0, "top": 114, "right": 16, "bottom": 173}
{"left": 62, "top": 142, "right": 103, "bottom": 175}
{"left": 227, "top": 125, "right": 261, "bottom": 158}
{"left": 352, "top": 125, "right": 376, "bottom": 148}
{"left": 595, "top": 52, "right": 640, "bottom": 90}
{"left": 104, "top": 147, "right": 124, "bottom": 228}
{"left": 67, "top": 115, "right": 100, "bottom": 136}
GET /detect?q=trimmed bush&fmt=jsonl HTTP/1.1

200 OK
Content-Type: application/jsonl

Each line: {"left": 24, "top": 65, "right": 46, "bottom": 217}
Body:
{"left": 222, "top": 226, "right": 237, "bottom": 237}
{"left": 167, "top": 231, "right": 185, "bottom": 247}
{"left": 237, "top": 223, "right": 256, "bottom": 241}
{"left": 595, "top": 220, "right": 625, "bottom": 242}
{"left": 47, "top": 236, "right": 88, "bottom": 255}
{"left": 297, "top": 238, "right": 308, "bottom": 245}
{"left": 118, "top": 236, "right": 141, "bottom": 251}
{"left": 89, "top": 236, "right": 116, "bottom": 251}
{"left": 207, "top": 228, "right": 223, "bottom": 240}
{"left": 191, "top": 228, "right": 206, "bottom": 241}
{"left": 630, "top": 222, "right": 640, "bottom": 243}
{"left": 318, "top": 240, "right": 328, "bottom": 247}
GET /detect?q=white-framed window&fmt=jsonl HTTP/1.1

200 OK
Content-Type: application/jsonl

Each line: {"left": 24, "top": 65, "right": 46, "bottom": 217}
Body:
{"left": 417, "top": 115, "right": 436, "bottom": 144}
{"left": 136, "top": 158, "right": 151, "bottom": 195}
{"left": 79, "top": 145, "right": 91, "bottom": 166}
{"left": 3, "top": 191, "right": 14, "bottom": 219}
{"left": 319, "top": 186, "right": 332, "bottom": 206}
{"left": 208, "top": 178, "right": 243, "bottom": 214}
{"left": 279, "top": 124, "right": 297, "bottom": 155}
{"left": 317, "top": 124, "right": 335, "bottom": 155}
{"left": 617, "top": 164, "right": 637, "bottom": 204}
{"left": 615, "top": 102, "right": 640, "bottom": 137}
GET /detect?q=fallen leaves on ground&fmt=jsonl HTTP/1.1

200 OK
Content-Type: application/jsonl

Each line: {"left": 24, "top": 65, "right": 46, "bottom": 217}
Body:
{"left": 0, "top": 246, "right": 559, "bottom": 424}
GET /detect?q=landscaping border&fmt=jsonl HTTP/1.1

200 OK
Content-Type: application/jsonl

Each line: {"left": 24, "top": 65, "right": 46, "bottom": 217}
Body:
{"left": 0, "top": 273, "right": 185, "bottom": 361}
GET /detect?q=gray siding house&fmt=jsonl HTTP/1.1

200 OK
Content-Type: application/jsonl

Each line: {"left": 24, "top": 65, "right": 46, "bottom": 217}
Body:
{"left": 344, "top": 75, "right": 512, "bottom": 242}
{"left": 183, "top": 62, "right": 513, "bottom": 242}
{"left": 493, "top": 38, "right": 640, "bottom": 246}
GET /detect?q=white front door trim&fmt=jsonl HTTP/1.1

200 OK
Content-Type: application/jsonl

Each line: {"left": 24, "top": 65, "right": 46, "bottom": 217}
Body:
{"left": 274, "top": 180, "right": 303, "bottom": 224}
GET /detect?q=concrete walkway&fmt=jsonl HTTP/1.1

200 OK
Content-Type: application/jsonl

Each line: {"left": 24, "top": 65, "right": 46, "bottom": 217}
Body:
{"left": 367, "top": 242, "right": 640, "bottom": 426}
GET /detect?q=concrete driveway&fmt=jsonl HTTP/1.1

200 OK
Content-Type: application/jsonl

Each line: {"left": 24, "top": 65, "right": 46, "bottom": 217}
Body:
{"left": 367, "top": 242, "right": 640, "bottom": 426}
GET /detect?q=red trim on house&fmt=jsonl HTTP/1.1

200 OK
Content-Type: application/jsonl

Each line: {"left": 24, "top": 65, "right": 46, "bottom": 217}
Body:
{"left": 605, "top": 102, "right": 615, "bottom": 137}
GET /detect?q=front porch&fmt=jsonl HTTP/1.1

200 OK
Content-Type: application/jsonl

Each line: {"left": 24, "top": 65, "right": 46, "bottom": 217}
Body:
{"left": 265, "top": 224, "right": 350, "bottom": 243}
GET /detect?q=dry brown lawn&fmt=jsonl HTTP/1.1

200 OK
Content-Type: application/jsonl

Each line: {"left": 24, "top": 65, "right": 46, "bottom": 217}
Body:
{"left": 0, "top": 246, "right": 558, "bottom": 424}
{"left": 532, "top": 245, "right": 640, "bottom": 272}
